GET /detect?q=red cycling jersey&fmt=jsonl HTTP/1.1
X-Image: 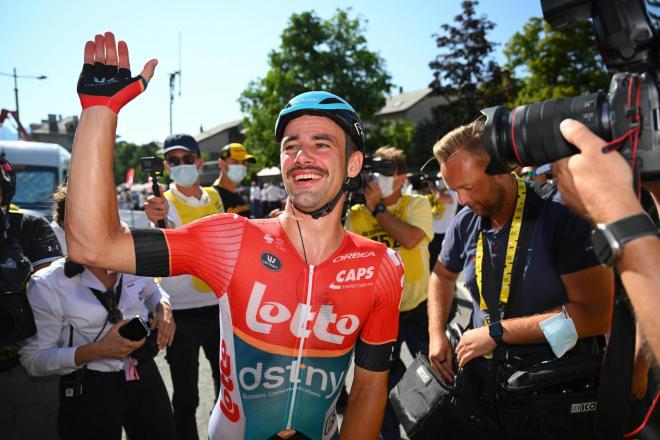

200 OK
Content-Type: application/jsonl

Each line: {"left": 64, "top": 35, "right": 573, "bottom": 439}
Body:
{"left": 132, "top": 214, "right": 403, "bottom": 439}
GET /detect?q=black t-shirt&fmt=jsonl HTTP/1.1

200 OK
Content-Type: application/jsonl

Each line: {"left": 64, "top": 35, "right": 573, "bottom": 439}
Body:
{"left": 213, "top": 186, "right": 250, "bottom": 218}
{"left": 0, "top": 212, "right": 63, "bottom": 366}
{"left": 440, "top": 184, "right": 600, "bottom": 329}
{"left": 8, "top": 212, "right": 62, "bottom": 267}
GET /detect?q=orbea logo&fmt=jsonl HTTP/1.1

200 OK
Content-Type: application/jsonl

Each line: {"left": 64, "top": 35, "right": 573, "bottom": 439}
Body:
{"left": 219, "top": 340, "right": 240, "bottom": 422}
{"left": 246, "top": 282, "right": 360, "bottom": 344}
{"left": 329, "top": 266, "right": 374, "bottom": 290}
{"left": 332, "top": 251, "right": 375, "bottom": 263}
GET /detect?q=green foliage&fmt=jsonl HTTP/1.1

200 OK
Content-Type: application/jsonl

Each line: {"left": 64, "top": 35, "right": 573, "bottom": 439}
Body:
{"left": 366, "top": 120, "right": 416, "bottom": 155}
{"left": 429, "top": 0, "right": 499, "bottom": 121}
{"left": 504, "top": 17, "right": 609, "bottom": 105}
{"left": 240, "top": 9, "right": 392, "bottom": 167}
{"left": 113, "top": 141, "right": 160, "bottom": 186}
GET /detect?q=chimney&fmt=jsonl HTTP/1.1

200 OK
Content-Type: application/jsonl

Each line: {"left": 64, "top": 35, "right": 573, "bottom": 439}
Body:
{"left": 48, "top": 114, "right": 59, "bottom": 133}
{"left": 399, "top": 86, "right": 403, "bottom": 94}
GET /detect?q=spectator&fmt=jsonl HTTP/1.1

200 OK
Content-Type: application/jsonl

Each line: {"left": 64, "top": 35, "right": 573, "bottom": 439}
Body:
{"left": 144, "top": 133, "right": 224, "bottom": 440}
{"left": 344, "top": 146, "right": 434, "bottom": 439}
{"left": 428, "top": 119, "right": 613, "bottom": 438}
{"left": 20, "top": 260, "right": 175, "bottom": 440}
{"left": 249, "top": 181, "right": 262, "bottom": 218}
{"left": 213, "top": 143, "right": 256, "bottom": 218}
{"left": 0, "top": 156, "right": 63, "bottom": 440}
{"left": 428, "top": 174, "right": 459, "bottom": 268}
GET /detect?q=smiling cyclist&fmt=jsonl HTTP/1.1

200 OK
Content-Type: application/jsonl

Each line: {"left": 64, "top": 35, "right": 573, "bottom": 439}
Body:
{"left": 66, "top": 32, "right": 404, "bottom": 440}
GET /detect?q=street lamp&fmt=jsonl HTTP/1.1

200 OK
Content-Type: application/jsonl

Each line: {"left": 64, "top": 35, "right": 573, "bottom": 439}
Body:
{"left": 0, "top": 68, "right": 47, "bottom": 121}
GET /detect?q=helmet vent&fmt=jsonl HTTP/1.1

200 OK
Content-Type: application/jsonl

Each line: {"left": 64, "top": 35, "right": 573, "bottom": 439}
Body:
{"left": 319, "top": 97, "right": 343, "bottom": 105}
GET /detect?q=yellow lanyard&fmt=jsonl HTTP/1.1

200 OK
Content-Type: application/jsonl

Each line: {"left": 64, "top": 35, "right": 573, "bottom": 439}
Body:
{"left": 475, "top": 178, "right": 527, "bottom": 313}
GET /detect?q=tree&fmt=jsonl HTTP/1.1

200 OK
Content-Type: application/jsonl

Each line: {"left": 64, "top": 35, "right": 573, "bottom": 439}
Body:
{"left": 366, "top": 119, "right": 416, "bottom": 156}
{"left": 113, "top": 141, "right": 160, "bottom": 186}
{"left": 240, "top": 9, "right": 392, "bottom": 166}
{"left": 429, "top": 0, "right": 499, "bottom": 122}
{"left": 504, "top": 17, "right": 609, "bottom": 106}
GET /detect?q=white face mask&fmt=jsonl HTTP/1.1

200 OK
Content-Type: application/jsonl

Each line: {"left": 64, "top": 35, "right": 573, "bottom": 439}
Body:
{"left": 376, "top": 174, "right": 396, "bottom": 198}
{"left": 227, "top": 164, "right": 247, "bottom": 184}
{"left": 170, "top": 164, "right": 199, "bottom": 187}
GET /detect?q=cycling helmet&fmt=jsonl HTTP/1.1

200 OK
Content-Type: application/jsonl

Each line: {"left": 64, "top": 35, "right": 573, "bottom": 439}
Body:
{"left": 275, "top": 91, "right": 365, "bottom": 152}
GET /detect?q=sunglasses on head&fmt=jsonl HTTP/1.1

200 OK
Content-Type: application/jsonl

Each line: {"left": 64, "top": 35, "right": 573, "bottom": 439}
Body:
{"left": 166, "top": 154, "right": 196, "bottom": 166}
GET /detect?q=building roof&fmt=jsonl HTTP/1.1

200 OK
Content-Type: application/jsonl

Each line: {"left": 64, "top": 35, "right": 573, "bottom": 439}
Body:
{"left": 376, "top": 88, "right": 434, "bottom": 117}
{"left": 195, "top": 119, "right": 242, "bottom": 143}
{"left": 29, "top": 114, "right": 79, "bottom": 135}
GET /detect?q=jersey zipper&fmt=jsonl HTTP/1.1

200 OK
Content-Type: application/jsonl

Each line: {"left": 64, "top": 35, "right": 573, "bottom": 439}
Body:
{"left": 286, "top": 264, "right": 315, "bottom": 429}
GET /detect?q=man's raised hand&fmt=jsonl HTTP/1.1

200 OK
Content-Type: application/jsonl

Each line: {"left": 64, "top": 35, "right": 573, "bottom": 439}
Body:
{"left": 77, "top": 32, "right": 157, "bottom": 114}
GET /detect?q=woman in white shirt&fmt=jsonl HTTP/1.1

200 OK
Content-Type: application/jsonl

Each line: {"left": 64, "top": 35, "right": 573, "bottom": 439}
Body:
{"left": 20, "top": 258, "right": 176, "bottom": 440}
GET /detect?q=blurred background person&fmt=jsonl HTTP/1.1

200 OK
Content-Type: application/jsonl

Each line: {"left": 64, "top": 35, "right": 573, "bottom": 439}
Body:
{"left": 213, "top": 143, "right": 256, "bottom": 218}
{"left": 0, "top": 156, "right": 63, "bottom": 440}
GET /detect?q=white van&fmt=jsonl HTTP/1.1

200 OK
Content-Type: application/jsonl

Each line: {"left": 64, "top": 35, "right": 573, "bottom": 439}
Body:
{"left": 0, "top": 140, "right": 70, "bottom": 218}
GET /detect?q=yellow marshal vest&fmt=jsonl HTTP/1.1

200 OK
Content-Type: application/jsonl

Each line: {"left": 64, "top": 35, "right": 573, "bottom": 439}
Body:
{"left": 348, "top": 195, "right": 429, "bottom": 312}
{"left": 164, "top": 187, "right": 224, "bottom": 292}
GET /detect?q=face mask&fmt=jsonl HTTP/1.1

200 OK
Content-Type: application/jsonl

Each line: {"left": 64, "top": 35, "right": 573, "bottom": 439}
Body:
{"left": 376, "top": 174, "right": 396, "bottom": 198}
{"left": 170, "top": 164, "right": 199, "bottom": 187}
{"left": 539, "top": 306, "right": 578, "bottom": 358}
{"left": 227, "top": 164, "right": 247, "bottom": 184}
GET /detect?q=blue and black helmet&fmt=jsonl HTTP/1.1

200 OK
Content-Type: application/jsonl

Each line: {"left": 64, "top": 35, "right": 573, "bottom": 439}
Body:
{"left": 274, "top": 91, "right": 365, "bottom": 152}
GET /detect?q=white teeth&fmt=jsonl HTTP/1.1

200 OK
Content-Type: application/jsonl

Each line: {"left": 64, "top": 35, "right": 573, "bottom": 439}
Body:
{"left": 294, "top": 174, "right": 321, "bottom": 181}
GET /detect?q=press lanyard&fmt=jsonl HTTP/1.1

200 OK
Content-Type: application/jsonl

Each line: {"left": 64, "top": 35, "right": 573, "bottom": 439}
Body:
{"left": 475, "top": 178, "right": 527, "bottom": 315}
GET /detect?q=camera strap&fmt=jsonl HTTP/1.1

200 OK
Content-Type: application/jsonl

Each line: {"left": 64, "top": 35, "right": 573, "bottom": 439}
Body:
{"left": 477, "top": 180, "right": 541, "bottom": 401}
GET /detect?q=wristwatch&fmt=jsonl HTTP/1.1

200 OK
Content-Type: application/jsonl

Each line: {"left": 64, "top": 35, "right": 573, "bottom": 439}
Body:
{"left": 591, "top": 212, "right": 659, "bottom": 267}
{"left": 371, "top": 203, "right": 387, "bottom": 217}
{"left": 488, "top": 321, "right": 504, "bottom": 346}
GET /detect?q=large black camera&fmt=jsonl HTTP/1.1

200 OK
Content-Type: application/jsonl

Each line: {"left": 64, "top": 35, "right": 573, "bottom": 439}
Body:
{"left": 345, "top": 156, "right": 396, "bottom": 206}
{"left": 482, "top": 0, "right": 660, "bottom": 180}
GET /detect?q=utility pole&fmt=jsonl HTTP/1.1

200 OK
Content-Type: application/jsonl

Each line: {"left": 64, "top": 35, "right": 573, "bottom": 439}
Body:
{"left": 169, "top": 32, "right": 183, "bottom": 135}
{"left": 169, "top": 70, "right": 181, "bottom": 134}
{"left": 0, "top": 68, "right": 47, "bottom": 136}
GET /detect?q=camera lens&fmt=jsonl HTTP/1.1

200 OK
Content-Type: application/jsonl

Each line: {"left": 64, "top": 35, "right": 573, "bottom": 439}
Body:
{"left": 481, "top": 92, "right": 611, "bottom": 175}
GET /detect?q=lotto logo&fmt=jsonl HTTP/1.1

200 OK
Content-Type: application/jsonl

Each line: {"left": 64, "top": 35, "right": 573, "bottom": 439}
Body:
{"left": 245, "top": 282, "right": 360, "bottom": 344}
{"left": 219, "top": 340, "right": 240, "bottom": 422}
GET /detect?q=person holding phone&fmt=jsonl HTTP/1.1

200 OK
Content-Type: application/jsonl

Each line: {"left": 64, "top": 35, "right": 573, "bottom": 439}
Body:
{"left": 19, "top": 187, "right": 176, "bottom": 440}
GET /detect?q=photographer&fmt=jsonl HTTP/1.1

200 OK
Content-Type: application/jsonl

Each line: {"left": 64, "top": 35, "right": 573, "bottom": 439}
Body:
{"left": 428, "top": 120, "right": 613, "bottom": 439}
{"left": 344, "top": 146, "right": 434, "bottom": 439}
{"left": 553, "top": 119, "right": 660, "bottom": 362}
{"left": 0, "top": 156, "right": 63, "bottom": 440}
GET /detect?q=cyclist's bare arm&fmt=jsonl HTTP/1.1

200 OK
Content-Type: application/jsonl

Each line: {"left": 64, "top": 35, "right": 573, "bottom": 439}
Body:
{"left": 66, "top": 32, "right": 157, "bottom": 273}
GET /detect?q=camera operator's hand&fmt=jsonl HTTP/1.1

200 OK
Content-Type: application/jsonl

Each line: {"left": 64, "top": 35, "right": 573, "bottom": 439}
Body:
{"left": 144, "top": 189, "right": 169, "bottom": 225}
{"left": 429, "top": 331, "right": 454, "bottom": 383}
{"left": 364, "top": 180, "right": 383, "bottom": 212}
{"left": 77, "top": 32, "right": 157, "bottom": 114}
{"left": 455, "top": 326, "right": 497, "bottom": 369}
{"left": 96, "top": 320, "right": 145, "bottom": 359}
{"left": 553, "top": 119, "right": 644, "bottom": 224}
{"left": 154, "top": 301, "right": 175, "bottom": 350}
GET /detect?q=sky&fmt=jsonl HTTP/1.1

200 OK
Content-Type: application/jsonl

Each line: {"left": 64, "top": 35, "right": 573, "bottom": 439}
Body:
{"left": 0, "top": 0, "right": 543, "bottom": 145}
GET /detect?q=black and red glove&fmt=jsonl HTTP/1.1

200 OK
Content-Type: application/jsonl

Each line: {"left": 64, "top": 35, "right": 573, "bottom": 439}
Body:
{"left": 77, "top": 62, "right": 147, "bottom": 114}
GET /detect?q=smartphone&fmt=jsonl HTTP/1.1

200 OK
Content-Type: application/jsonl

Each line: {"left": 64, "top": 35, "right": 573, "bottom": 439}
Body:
{"left": 119, "top": 315, "right": 151, "bottom": 341}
